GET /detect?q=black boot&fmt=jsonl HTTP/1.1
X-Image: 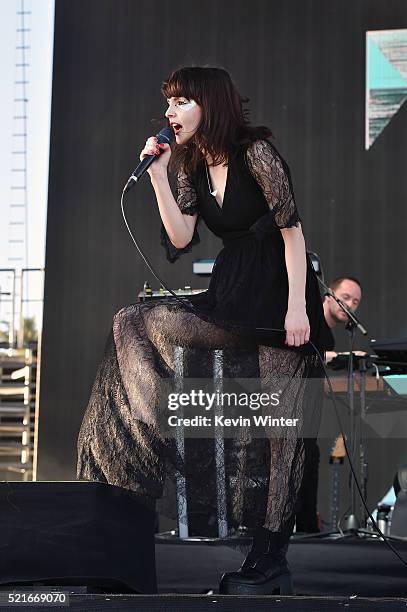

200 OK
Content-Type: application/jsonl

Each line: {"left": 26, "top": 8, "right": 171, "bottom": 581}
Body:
{"left": 219, "top": 520, "right": 294, "bottom": 595}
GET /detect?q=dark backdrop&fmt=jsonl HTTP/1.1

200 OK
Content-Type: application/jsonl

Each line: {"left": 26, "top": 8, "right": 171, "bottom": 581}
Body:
{"left": 38, "top": 0, "right": 407, "bottom": 524}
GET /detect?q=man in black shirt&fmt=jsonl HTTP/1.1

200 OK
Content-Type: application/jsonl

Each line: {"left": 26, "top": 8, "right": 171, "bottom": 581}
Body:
{"left": 323, "top": 276, "right": 363, "bottom": 357}
{"left": 295, "top": 276, "right": 363, "bottom": 533}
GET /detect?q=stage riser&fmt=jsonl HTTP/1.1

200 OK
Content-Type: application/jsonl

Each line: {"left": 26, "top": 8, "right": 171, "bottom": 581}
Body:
{"left": 0, "top": 482, "right": 156, "bottom": 593}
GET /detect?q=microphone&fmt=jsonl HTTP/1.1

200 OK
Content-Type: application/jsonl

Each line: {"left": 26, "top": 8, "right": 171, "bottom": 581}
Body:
{"left": 325, "top": 289, "right": 367, "bottom": 335}
{"left": 124, "top": 127, "right": 175, "bottom": 193}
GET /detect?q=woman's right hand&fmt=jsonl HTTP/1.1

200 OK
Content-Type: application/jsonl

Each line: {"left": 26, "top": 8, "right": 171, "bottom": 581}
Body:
{"left": 139, "top": 136, "right": 172, "bottom": 178}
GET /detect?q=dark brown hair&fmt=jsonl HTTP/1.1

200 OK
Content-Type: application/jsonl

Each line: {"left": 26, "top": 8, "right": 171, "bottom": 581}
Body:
{"left": 161, "top": 66, "right": 272, "bottom": 175}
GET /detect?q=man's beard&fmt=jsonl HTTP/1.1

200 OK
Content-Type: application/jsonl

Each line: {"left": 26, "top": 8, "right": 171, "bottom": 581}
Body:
{"left": 332, "top": 309, "right": 351, "bottom": 325}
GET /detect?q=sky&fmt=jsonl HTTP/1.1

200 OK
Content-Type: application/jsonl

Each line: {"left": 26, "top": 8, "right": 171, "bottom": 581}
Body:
{"left": 0, "top": 0, "right": 54, "bottom": 336}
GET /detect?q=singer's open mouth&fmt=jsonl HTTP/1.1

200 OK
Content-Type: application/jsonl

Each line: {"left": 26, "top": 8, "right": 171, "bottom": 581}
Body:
{"left": 172, "top": 123, "right": 182, "bottom": 134}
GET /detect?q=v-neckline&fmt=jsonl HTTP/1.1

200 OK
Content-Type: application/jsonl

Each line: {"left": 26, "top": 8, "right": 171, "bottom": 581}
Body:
{"left": 205, "top": 160, "right": 229, "bottom": 211}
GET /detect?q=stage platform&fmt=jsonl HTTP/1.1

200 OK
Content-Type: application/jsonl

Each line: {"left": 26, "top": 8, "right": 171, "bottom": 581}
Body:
{"left": 156, "top": 533, "right": 407, "bottom": 597}
{"left": 2, "top": 534, "right": 406, "bottom": 610}
{"left": 12, "top": 593, "right": 407, "bottom": 611}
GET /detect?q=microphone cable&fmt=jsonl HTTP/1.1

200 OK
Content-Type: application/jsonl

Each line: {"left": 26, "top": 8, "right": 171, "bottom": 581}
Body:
{"left": 121, "top": 184, "right": 407, "bottom": 569}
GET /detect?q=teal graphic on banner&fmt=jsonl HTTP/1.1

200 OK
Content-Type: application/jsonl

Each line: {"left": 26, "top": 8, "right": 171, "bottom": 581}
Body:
{"left": 366, "top": 29, "right": 407, "bottom": 149}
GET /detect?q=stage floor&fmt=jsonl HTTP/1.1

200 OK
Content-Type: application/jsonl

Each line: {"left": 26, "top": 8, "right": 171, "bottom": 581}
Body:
{"left": 156, "top": 533, "right": 407, "bottom": 597}
{"left": 1, "top": 534, "right": 407, "bottom": 610}
{"left": 22, "top": 593, "right": 407, "bottom": 611}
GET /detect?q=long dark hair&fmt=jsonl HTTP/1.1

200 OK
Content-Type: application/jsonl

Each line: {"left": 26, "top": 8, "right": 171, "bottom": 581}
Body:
{"left": 161, "top": 66, "right": 272, "bottom": 175}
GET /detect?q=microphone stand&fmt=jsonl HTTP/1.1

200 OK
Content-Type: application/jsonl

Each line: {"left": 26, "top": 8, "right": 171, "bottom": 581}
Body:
{"left": 344, "top": 319, "right": 359, "bottom": 530}
{"left": 317, "top": 278, "right": 369, "bottom": 532}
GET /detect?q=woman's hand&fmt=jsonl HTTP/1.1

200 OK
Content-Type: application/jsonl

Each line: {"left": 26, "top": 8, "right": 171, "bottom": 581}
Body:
{"left": 284, "top": 305, "right": 310, "bottom": 347}
{"left": 139, "top": 136, "right": 172, "bottom": 178}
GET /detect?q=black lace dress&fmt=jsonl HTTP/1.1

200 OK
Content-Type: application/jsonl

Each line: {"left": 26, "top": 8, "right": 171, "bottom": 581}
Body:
{"left": 77, "top": 139, "right": 331, "bottom": 533}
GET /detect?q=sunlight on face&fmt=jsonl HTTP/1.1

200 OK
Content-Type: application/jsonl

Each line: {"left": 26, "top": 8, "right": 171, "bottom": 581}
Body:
{"left": 335, "top": 280, "right": 361, "bottom": 312}
{"left": 329, "top": 279, "right": 362, "bottom": 323}
{"left": 165, "top": 97, "right": 202, "bottom": 143}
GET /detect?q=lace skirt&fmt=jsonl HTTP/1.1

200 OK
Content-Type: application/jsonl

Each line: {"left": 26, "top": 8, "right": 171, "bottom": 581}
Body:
{"left": 76, "top": 298, "right": 322, "bottom": 533}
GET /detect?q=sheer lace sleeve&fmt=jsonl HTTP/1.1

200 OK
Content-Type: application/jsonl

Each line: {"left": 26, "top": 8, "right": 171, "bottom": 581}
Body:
{"left": 246, "top": 139, "right": 301, "bottom": 234}
{"left": 160, "top": 169, "right": 201, "bottom": 263}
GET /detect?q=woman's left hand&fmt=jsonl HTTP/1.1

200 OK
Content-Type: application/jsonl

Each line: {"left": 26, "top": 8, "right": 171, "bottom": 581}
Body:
{"left": 284, "top": 305, "right": 310, "bottom": 347}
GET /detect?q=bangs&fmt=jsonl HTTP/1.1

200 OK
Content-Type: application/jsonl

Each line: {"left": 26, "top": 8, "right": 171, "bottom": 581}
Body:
{"left": 160, "top": 65, "right": 273, "bottom": 176}
{"left": 161, "top": 68, "right": 202, "bottom": 102}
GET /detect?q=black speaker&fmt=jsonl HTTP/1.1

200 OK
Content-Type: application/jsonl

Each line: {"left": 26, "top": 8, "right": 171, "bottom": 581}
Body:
{"left": 0, "top": 481, "right": 157, "bottom": 593}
